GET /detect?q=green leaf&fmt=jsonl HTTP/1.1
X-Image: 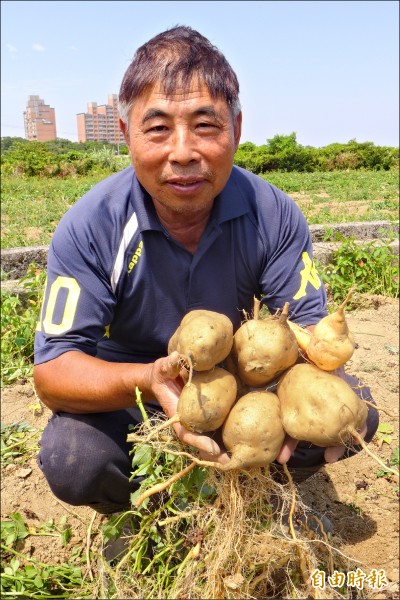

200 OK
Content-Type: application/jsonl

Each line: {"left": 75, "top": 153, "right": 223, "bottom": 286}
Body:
{"left": 25, "top": 565, "right": 38, "bottom": 578}
{"left": 33, "top": 575, "right": 44, "bottom": 588}
{"left": 9, "top": 558, "right": 20, "bottom": 573}
{"left": 380, "top": 435, "right": 392, "bottom": 445}
{"left": 377, "top": 423, "right": 394, "bottom": 434}
{"left": 376, "top": 468, "right": 390, "bottom": 478}
{"left": 390, "top": 447, "right": 399, "bottom": 467}
{"left": 61, "top": 526, "right": 72, "bottom": 546}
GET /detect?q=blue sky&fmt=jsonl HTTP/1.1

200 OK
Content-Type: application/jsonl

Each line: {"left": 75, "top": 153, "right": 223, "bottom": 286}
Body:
{"left": 1, "top": 0, "right": 399, "bottom": 147}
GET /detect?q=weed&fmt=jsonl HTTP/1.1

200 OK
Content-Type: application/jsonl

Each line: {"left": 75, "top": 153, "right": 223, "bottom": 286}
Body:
{"left": 264, "top": 169, "right": 399, "bottom": 223}
{"left": 1, "top": 512, "right": 29, "bottom": 547}
{"left": 0, "top": 421, "right": 40, "bottom": 467}
{"left": 317, "top": 232, "right": 399, "bottom": 302}
{"left": 376, "top": 447, "right": 400, "bottom": 479}
{"left": 1, "top": 264, "right": 46, "bottom": 387}
{"left": 32, "top": 516, "right": 73, "bottom": 547}
{"left": 0, "top": 551, "right": 87, "bottom": 598}
{"left": 375, "top": 423, "right": 395, "bottom": 446}
{"left": 345, "top": 502, "right": 363, "bottom": 516}
{"left": 0, "top": 512, "right": 89, "bottom": 598}
{"left": 98, "top": 448, "right": 219, "bottom": 597}
{"left": 1, "top": 175, "right": 105, "bottom": 248}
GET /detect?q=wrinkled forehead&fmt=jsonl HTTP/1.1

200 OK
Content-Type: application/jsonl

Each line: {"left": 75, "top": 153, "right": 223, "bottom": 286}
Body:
{"left": 147, "top": 78, "right": 212, "bottom": 100}
{"left": 143, "top": 72, "right": 211, "bottom": 99}
{"left": 134, "top": 77, "right": 233, "bottom": 116}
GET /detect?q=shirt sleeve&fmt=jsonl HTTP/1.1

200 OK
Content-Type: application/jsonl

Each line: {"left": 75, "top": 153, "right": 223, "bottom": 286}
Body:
{"left": 258, "top": 184, "right": 328, "bottom": 325}
{"left": 34, "top": 220, "right": 117, "bottom": 365}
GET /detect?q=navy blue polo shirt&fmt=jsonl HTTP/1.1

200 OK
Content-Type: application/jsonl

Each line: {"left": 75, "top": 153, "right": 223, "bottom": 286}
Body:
{"left": 34, "top": 165, "right": 327, "bottom": 365}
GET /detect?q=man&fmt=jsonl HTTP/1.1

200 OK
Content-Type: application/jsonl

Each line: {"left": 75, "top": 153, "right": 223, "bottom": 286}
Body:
{"left": 34, "top": 26, "right": 378, "bottom": 517}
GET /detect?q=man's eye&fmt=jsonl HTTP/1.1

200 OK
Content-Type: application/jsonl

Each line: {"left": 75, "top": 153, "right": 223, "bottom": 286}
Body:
{"left": 148, "top": 125, "right": 167, "bottom": 133}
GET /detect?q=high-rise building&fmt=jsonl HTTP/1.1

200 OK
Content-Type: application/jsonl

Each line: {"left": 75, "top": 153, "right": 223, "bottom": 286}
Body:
{"left": 24, "top": 95, "right": 57, "bottom": 141}
{"left": 77, "top": 95, "right": 125, "bottom": 144}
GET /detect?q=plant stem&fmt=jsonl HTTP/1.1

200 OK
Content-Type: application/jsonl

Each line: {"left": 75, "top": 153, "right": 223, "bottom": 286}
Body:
{"left": 135, "top": 386, "right": 149, "bottom": 425}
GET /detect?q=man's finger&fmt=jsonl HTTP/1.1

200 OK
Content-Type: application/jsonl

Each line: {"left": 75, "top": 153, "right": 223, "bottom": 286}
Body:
{"left": 275, "top": 435, "right": 299, "bottom": 464}
{"left": 199, "top": 448, "right": 230, "bottom": 465}
{"left": 324, "top": 445, "right": 346, "bottom": 463}
{"left": 325, "top": 424, "right": 369, "bottom": 463}
{"left": 172, "top": 422, "right": 223, "bottom": 458}
{"left": 354, "top": 424, "right": 368, "bottom": 442}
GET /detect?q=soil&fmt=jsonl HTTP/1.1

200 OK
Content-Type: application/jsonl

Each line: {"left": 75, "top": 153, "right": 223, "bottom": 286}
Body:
{"left": 1, "top": 295, "right": 399, "bottom": 599}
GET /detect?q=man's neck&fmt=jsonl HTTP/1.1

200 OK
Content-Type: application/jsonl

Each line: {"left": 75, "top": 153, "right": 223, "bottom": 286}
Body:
{"left": 154, "top": 201, "right": 212, "bottom": 254}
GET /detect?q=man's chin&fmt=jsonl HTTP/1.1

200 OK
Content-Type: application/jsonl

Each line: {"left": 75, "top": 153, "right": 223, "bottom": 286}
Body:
{"left": 153, "top": 196, "right": 215, "bottom": 215}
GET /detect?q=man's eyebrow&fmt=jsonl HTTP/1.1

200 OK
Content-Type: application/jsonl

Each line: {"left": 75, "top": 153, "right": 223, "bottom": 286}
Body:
{"left": 141, "top": 105, "right": 222, "bottom": 124}
{"left": 141, "top": 108, "right": 168, "bottom": 124}
{"left": 194, "top": 106, "right": 220, "bottom": 119}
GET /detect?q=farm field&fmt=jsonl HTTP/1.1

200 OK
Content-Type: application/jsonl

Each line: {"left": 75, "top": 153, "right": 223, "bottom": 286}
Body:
{"left": 1, "top": 166, "right": 399, "bottom": 598}
{"left": 1, "top": 168, "right": 399, "bottom": 249}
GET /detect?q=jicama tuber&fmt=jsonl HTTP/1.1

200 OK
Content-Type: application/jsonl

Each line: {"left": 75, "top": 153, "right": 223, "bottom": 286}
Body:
{"left": 288, "top": 290, "right": 355, "bottom": 371}
{"left": 221, "top": 391, "right": 285, "bottom": 469}
{"left": 232, "top": 299, "right": 299, "bottom": 387}
{"left": 277, "top": 363, "right": 367, "bottom": 447}
{"left": 177, "top": 367, "right": 237, "bottom": 433}
{"left": 168, "top": 309, "right": 233, "bottom": 372}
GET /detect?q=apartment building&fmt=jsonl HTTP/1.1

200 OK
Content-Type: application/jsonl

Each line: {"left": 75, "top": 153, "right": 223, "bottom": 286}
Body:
{"left": 77, "top": 94, "right": 125, "bottom": 144}
{"left": 24, "top": 95, "right": 57, "bottom": 141}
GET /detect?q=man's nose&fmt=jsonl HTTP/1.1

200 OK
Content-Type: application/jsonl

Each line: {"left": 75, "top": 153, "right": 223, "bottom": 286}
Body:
{"left": 168, "top": 128, "right": 199, "bottom": 165}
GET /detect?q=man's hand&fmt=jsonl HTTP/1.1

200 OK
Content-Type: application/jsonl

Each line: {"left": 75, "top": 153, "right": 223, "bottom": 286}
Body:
{"left": 275, "top": 424, "right": 368, "bottom": 465}
{"left": 324, "top": 424, "right": 368, "bottom": 462}
{"left": 148, "top": 352, "right": 230, "bottom": 464}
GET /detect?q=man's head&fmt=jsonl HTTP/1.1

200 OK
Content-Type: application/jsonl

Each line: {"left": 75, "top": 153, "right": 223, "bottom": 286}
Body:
{"left": 119, "top": 25, "right": 241, "bottom": 127}
{"left": 119, "top": 26, "right": 242, "bottom": 220}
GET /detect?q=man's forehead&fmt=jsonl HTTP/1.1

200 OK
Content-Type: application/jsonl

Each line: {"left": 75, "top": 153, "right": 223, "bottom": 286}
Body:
{"left": 143, "top": 79, "right": 213, "bottom": 102}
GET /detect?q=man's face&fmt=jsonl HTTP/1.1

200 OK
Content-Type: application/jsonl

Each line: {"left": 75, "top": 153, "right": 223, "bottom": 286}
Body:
{"left": 120, "top": 80, "right": 242, "bottom": 216}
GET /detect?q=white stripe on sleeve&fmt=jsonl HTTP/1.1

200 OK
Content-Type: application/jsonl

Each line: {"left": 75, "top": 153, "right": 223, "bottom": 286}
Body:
{"left": 111, "top": 212, "right": 139, "bottom": 293}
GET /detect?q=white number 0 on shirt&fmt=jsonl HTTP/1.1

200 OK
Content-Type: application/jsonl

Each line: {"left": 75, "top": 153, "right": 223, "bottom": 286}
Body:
{"left": 36, "top": 276, "right": 81, "bottom": 335}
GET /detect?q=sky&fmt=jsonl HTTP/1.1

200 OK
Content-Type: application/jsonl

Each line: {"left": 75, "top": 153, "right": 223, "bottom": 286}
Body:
{"left": 1, "top": 0, "right": 399, "bottom": 148}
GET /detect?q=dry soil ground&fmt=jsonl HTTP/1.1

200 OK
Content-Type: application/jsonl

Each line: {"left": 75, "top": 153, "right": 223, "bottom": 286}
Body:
{"left": 1, "top": 295, "right": 399, "bottom": 599}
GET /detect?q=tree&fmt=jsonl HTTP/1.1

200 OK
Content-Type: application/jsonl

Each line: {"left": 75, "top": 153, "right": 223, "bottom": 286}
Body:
{"left": 266, "top": 132, "right": 298, "bottom": 155}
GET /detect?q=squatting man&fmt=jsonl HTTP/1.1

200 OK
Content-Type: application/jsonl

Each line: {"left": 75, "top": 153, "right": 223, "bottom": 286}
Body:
{"left": 33, "top": 25, "right": 379, "bottom": 520}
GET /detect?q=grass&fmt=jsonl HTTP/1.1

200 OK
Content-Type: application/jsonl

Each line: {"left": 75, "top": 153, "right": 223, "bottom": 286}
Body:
{"left": 1, "top": 174, "right": 105, "bottom": 248}
{"left": 263, "top": 169, "right": 399, "bottom": 224}
{"left": 1, "top": 169, "right": 399, "bottom": 248}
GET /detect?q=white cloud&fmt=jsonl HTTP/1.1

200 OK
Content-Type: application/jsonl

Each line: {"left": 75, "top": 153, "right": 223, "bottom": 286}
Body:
{"left": 69, "top": 45, "right": 78, "bottom": 51}
{"left": 6, "top": 43, "right": 17, "bottom": 53}
{"left": 32, "top": 43, "right": 45, "bottom": 52}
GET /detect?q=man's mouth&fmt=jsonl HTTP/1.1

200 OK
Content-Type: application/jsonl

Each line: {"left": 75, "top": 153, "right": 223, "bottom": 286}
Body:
{"left": 165, "top": 178, "right": 206, "bottom": 193}
{"left": 167, "top": 178, "right": 203, "bottom": 186}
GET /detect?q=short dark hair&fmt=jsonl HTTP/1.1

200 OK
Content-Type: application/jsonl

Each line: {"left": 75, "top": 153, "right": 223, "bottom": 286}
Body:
{"left": 119, "top": 25, "right": 241, "bottom": 125}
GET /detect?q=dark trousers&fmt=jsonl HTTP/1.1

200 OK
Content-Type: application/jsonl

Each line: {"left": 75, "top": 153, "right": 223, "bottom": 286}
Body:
{"left": 37, "top": 373, "right": 379, "bottom": 514}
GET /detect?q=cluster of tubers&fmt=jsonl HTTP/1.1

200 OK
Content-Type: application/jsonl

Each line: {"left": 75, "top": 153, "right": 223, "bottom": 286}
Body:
{"left": 165, "top": 294, "right": 376, "bottom": 473}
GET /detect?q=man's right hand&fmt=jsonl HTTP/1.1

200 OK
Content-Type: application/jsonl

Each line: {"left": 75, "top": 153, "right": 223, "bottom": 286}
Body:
{"left": 148, "top": 352, "right": 230, "bottom": 464}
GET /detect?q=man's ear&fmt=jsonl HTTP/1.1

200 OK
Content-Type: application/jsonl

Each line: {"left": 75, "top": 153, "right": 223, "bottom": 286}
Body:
{"left": 119, "top": 118, "right": 129, "bottom": 144}
{"left": 233, "top": 112, "right": 242, "bottom": 150}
